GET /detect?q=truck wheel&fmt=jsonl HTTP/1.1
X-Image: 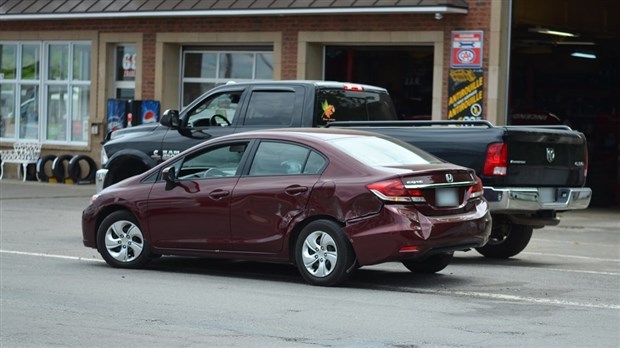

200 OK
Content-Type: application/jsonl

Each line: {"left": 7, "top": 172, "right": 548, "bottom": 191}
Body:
{"left": 402, "top": 252, "right": 453, "bottom": 273}
{"left": 476, "top": 223, "right": 533, "bottom": 259}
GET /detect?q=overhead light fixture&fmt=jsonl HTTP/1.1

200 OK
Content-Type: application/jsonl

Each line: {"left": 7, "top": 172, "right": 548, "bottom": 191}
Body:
{"left": 555, "top": 41, "right": 595, "bottom": 46}
{"left": 571, "top": 52, "right": 597, "bottom": 59}
{"left": 529, "top": 27, "right": 577, "bottom": 37}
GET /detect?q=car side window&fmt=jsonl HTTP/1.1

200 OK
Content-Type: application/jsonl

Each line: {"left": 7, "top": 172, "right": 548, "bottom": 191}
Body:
{"left": 248, "top": 141, "right": 326, "bottom": 176}
{"left": 187, "top": 91, "right": 242, "bottom": 128}
{"left": 243, "top": 91, "right": 295, "bottom": 126}
{"left": 177, "top": 142, "right": 247, "bottom": 180}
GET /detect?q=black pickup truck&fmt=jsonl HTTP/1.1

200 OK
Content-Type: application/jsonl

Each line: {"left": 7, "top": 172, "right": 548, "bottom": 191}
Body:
{"left": 97, "top": 80, "right": 591, "bottom": 259}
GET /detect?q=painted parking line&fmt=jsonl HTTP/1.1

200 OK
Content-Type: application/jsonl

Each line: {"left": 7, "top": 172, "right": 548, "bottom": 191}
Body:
{"left": 2, "top": 249, "right": 619, "bottom": 310}
{"left": 532, "top": 238, "right": 619, "bottom": 247}
{"left": 522, "top": 251, "right": 620, "bottom": 262}
{"left": 0, "top": 249, "right": 104, "bottom": 263}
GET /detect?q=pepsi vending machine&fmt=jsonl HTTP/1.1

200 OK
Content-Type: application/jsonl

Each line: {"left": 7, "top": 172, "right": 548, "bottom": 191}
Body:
{"left": 106, "top": 99, "right": 128, "bottom": 132}
{"left": 141, "top": 100, "right": 160, "bottom": 124}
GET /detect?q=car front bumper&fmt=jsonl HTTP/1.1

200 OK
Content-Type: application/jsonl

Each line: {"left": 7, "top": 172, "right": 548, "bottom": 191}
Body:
{"left": 483, "top": 186, "right": 592, "bottom": 212}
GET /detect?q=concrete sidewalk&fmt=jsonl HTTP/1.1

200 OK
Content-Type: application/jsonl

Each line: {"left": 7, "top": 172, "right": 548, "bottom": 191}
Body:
{"left": 0, "top": 179, "right": 96, "bottom": 199}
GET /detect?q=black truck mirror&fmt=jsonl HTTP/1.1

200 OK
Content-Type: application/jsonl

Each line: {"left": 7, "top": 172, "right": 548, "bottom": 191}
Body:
{"left": 161, "top": 109, "right": 180, "bottom": 129}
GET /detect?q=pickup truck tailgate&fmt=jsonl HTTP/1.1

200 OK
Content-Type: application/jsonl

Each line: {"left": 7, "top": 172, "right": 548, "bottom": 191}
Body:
{"left": 504, "top": 127, "right": 587, "bottom": 187}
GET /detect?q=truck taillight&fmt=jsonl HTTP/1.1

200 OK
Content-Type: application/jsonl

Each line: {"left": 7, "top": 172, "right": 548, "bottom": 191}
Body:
{"left": 343, "top": 83, "right": 364, "bottom": 91}
{"left": 483, "top": 143, "right": 507, "bottom": 176}
{"left": 367, "top": 179, "right": 426, "bottom": 203}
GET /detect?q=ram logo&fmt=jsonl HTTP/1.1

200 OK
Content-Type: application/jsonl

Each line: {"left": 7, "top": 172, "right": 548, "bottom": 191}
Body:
{"left": 546, "top": 147, "right": 555, "bottom": 163}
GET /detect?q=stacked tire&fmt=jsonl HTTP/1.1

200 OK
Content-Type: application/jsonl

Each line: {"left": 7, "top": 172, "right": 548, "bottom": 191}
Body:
{"left": 36, "top": 154, "right": 97, "bottom": 184}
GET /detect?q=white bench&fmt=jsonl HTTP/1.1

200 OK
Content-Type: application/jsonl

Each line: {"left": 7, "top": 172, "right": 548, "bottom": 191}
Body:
{"left": 0, "top": 142, "right": 42, "bottom": 181}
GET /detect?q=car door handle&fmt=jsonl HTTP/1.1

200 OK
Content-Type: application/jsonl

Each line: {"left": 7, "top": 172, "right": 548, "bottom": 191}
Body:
{"left": 285, "top": 185, "right": 308, "bottom": 195}
{"left": 209, "top": 189, "right": 230, "bottom": 199}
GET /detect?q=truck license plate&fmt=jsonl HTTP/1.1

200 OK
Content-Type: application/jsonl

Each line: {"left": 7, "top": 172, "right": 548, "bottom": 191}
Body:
{"left": 436, "top": 188, "right": 459, "bottom": 207}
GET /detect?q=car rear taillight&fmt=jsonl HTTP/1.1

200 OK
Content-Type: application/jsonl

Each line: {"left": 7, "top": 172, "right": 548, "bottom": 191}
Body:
{"left": 483, "top": 143, "right": 507, "bottom": 176}
{"left": 367, "top": 179, "right": 426, "bottom": 203}
{"left": 468, "top": 177, "right": 484, "bottom": 199}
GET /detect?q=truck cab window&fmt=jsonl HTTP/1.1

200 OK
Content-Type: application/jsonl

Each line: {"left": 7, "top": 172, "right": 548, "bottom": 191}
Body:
{"left": 187, "top": 92, "right": 241, "bottom": 128}
{"left": 243, "top": 91, "right": 295, "bottom": 126}
{"left": 316, "top": 89, "right": 397, "bottom": 126}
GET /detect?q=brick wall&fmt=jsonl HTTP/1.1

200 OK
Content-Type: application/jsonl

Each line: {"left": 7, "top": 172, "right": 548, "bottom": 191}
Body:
{"left": 5, "top": 2, "right": 492, "bottom": 111}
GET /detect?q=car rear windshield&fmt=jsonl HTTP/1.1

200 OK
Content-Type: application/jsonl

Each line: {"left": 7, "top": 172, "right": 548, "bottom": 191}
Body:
{"left": 328, "top": 136, "right": 441, "bottom": 167}
{"left": 315, "top": 88, "right": 397, "bottom": 126}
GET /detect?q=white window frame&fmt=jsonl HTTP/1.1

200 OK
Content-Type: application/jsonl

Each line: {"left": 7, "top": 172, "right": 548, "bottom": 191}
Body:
{"left": 42, "top": 41, "right": 91, "bottom": 145}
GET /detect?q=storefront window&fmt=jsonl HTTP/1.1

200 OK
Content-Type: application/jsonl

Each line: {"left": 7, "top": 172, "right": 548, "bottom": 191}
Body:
{"left": 21, "top": 44, "right": 40, "bottom": 80}
{"left": 45, "top": 42, "right": 91, "bottom": 143}
{"left": 181, "top": 48, "right": 273, "bottom": 107}
{"left": 0, "top": 41, "right": 90, "bottom": 144}
{"left": 114, "top": 44, "right": 136, "bottom": 99}
{"left": 255, "top": 53, "right": 273, "bottom": 80}
{"left": 184, "top": 52, "right": 217, "bottom": 79}
{"left": 1, "top": 44, "right": 17, "bottom": 138}
{"left": 1, "top": 44, "right": 17, "bottom": 79}
{"left": 73, "top": 44, "right": 91, "bottom": 81}
{"left": 219, "top": 52, "right": 253, "bottom": 79}
{"left": 48, "top": 44, "right": 69, "bottom": 81}
{"left": 1, "top": 84, "right": 16, "bottom": 138}
{"left": 19, "top": 84, "right": 39, "bottom": 139}
{"left": 45, "top": 85, "right": 67, "bottom": 141}
{"left": 71, "top": 85, "right": 90, "bottom": 142}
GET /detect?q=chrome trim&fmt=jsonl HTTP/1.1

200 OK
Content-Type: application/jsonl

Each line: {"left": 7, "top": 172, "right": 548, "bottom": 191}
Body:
{"left": 484, "top": 186, "right": 592, "bottom": 211}
{"left": 404, "top": 180, "right": 476, "bottom": 189}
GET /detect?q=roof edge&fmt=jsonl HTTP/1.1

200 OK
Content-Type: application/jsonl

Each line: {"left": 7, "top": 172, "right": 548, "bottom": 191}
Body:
{"left": 1, "top": 6, "right": 468, "bottom": 21}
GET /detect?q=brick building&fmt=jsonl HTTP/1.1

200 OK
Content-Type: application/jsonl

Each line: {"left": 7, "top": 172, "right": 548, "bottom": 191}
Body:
{"left": 1, "top": 0, "right": 618, "bottom": 205}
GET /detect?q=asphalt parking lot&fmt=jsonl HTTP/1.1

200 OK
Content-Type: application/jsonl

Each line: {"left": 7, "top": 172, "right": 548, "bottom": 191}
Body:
{"left": 1, "top": 179, "right": 619, "bottom": 347}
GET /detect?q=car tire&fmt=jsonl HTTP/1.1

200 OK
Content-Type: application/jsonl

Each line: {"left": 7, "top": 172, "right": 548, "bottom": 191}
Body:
{"left": 294, "top": 220, "right": 354, "bottom": 286}
{"left": 402, "top": 252, "right": 454, "bottom": 274}
{"left": 475, "top": 223, "right": 533, "bottom": 259}
{"left": 97, "top": 210, "right": 151, "bottom": 269}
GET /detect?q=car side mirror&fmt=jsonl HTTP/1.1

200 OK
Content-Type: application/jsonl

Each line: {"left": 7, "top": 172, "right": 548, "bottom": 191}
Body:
{"left": 162, "top": 166, "right": 178, "bottom": 189}
{"left": 161, "top": 109, "right": 180, "bottom": 129}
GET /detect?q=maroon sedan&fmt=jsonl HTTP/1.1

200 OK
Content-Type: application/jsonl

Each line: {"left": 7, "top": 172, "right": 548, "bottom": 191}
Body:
{"left": 83, "top": 128, "right": 491, "bottom": 286}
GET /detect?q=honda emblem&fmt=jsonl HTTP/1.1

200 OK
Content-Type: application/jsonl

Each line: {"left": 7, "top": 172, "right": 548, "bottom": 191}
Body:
{"left": 445, "top": 173, "right": 454, "bottom": 183}
{"left": 546, "top": 148, "right": 555, "bottom": 163}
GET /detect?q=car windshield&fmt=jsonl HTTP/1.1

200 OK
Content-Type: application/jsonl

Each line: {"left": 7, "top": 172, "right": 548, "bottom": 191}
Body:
{"left": 328, "top": 135, "right": 441, "bottom": 167}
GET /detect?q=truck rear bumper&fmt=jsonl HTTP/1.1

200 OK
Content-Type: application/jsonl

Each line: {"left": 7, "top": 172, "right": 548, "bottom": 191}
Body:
{"left": 95, "top": 169, "right": 108, "bottom": 193}
{"left": 484, "top": 186, "right": 592, "bottom": 211}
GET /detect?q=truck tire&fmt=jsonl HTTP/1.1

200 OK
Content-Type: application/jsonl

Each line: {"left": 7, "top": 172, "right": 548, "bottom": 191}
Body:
{"left": 476, "top": 223, "right": 533, "bottom": 259}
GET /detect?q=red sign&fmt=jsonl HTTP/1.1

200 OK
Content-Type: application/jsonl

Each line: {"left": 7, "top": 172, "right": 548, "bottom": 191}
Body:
{"left": 450, "top": 31, "right": 483, "bottom": 69}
